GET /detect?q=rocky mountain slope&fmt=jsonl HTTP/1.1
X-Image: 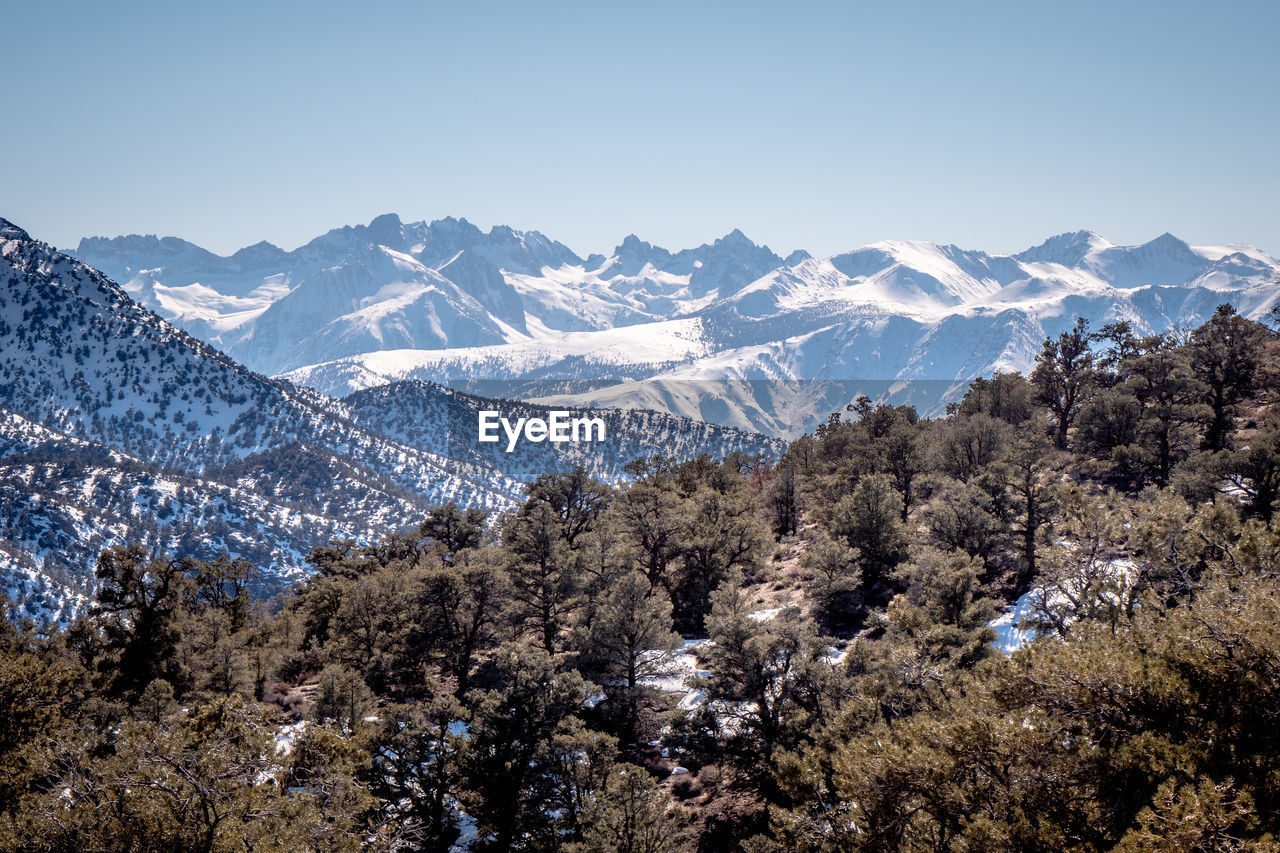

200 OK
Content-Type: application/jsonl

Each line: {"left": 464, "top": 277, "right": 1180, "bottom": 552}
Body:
{"left": 2, "top": 219, "right": 779, "bottom": 624}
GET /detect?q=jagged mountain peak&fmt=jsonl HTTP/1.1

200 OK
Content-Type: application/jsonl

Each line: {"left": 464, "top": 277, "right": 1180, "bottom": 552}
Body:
{"left": 406, "top": 217, "right": 487, "bottom": 268}
{"left": 422, "top": 215, "right": 484, "bottom": 241}
{"left": 864, "top": 238, "right": 965, "bottom": 258}
{"left": 408, "top": 217, "right": 583, "bottom": 275}
{"left": 833, "top": 240, "right": 957, "bottom": 276}
{"left": 715, "top": 227, "right": 753, "bottom": 245}
{"left": 236, "top": 238, "right": 283, "bottom": 252}
{"left": 227, "top": 239, "right": 287, "bottom": 269}
{"left": 1145, "top": 230, "right": 1184, "bottom": 246}
{"left": 615, "top": 233, "right": 665, "bottom": 255}
{"left": 368, "top": 212, "right": 403, "bottom": 228}
{"left": 488, "top": 224, "right": 519, "bottom": 241}
{"left": 222, "top": 240, "right": 521, "bottom": 374}
{"left": 479, "top": 224, "right": 584, "bottom": 273}
{"left": 73, "top": 232, "right": 223, "bottom": 273}
{"left": 606, "top": 234, "right": 673, "bottom": 275}
{"left": 1085, "top": 232, "right": 1210, "bottom": 288}
{"left": 692, "top": 228, "right": 770, "bottom": 256}
{"left": 661, "top": 229, "right": 785, "bottom": 298}
{"left": 1029, "top": 228, "right": 1108, "bottom": 246}
{"left": 365, "top": 212, "right": 406, "bottom": 247}
{"left": 823, "top": 240, "right": 1007, "bottom": 308}
{"left": 297, "top": 214, "right": 411, "bottom": 259}
{"left": 1133, "top": 231, "right": 1197, "bottom": 258}
{"left": 65, "top": 216, "right": 1280, "bottom": 404}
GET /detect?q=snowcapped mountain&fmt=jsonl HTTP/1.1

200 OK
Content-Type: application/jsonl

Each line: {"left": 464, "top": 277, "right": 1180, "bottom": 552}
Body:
{"left": 74, "top": 216, "right": 1280, "bottom": 439}
{"left": 74, "top": 215, "right": 790, "bottom": 374}
{"left": 3, "top": 218, "right": 780, "bottom": 624}
{"left": 225, "top": 244, "right": 520, "bottom": 374}
{"left": 292, "top": 229, "right": 1280, "bottom": 437}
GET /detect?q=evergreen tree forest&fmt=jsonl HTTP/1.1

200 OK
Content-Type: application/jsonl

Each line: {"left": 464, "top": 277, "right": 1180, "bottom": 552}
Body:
{"left": 5, "top": 306, "right": 1280, "bottom": 852}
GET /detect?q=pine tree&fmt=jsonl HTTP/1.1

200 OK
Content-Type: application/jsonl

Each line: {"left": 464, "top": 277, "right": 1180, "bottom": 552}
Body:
{"left": 1190, "top": 304, "right": 1270, "bottom": 452}
{"left": 92, "top": 543, "right": 193, "bottom": 698}
{"left": 567, "top": 766, "right": 693, "bottom": 853}
{"left": 461, "top": 644, "right": 594, "bottom": 852}
{"left": 583, "top": 570, "right": 681, "bottom": 743}
{"left": 361, "top": 688, "right": 468, "bottom": 852}
{"left": 823, "top": 472, "right": 907, "bottom": 594}
{"left": 504, "top": 502, "right": 579, "bottom": 656}
{"left": 1031, "top": 317, "right": 1096, "bottom": 450}
{"left": 801, "top": 528, "right": 862, "bottom": 631}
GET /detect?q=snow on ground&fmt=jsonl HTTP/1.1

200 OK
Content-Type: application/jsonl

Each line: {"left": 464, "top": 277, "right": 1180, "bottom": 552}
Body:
{"left": 0, "top": 550, "right": 91, "bottom": 628}
{"left": 637, "top": 639, "right": 712, "bottom": 696}
{"left": 823, "top": 644, "right": 848, "bottom": 666}
{"left": 988, "top": 558, "right": 1134, "bottom": 654}
{"left": 448, "top": 807, "right": 478, "bottom": 853}
{"left": 638, "top": 629, "right": 848, "bottom": 738}
{"left": 274, "top": 720, "right": 307, "bottom": 755}
{"left": 635, "top": 638, "right": 759, "bottom": 731}
{"left": 988, "top": 592, "right": 1040, "bottom": 655}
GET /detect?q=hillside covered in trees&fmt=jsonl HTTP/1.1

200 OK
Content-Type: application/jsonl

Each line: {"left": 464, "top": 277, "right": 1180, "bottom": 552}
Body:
{"left": 4, "top": 306, "right": 1280, "bottom": 852}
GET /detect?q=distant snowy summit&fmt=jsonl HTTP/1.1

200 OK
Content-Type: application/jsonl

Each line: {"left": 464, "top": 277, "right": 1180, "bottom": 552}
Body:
{"left": 73, "top": 215, "right": 794, "bottom": 375}
{"left": 74, "top": 216, "right": 1280, "bottom": 437}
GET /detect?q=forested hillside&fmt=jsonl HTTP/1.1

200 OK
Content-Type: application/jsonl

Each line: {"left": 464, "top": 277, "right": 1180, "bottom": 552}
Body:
{"left": 4, "top": 307, "right": 1280, "bottom": 852}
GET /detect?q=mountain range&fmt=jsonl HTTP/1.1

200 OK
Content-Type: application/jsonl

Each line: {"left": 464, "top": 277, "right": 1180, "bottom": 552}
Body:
{"left": 1, "top": 218, "right": 778, "bottom": 625}
{"left": 7, "top": 211, "right": 1279, "bottom": 625}
{"left": 75, "top": 216, "right": 1280, "bottom": 437}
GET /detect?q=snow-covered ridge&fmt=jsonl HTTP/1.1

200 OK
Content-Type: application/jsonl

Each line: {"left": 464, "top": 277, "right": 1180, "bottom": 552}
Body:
{"left": 74, "top": 216, "right": 1280, "bottom": 438}
{"left": 72, "top": 215, "right": 793, "bottom": 376}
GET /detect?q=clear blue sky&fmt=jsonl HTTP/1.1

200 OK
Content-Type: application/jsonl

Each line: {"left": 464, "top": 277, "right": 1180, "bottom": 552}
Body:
{"left": 4, "top": 0, "right": 1278, "bottom": 258}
